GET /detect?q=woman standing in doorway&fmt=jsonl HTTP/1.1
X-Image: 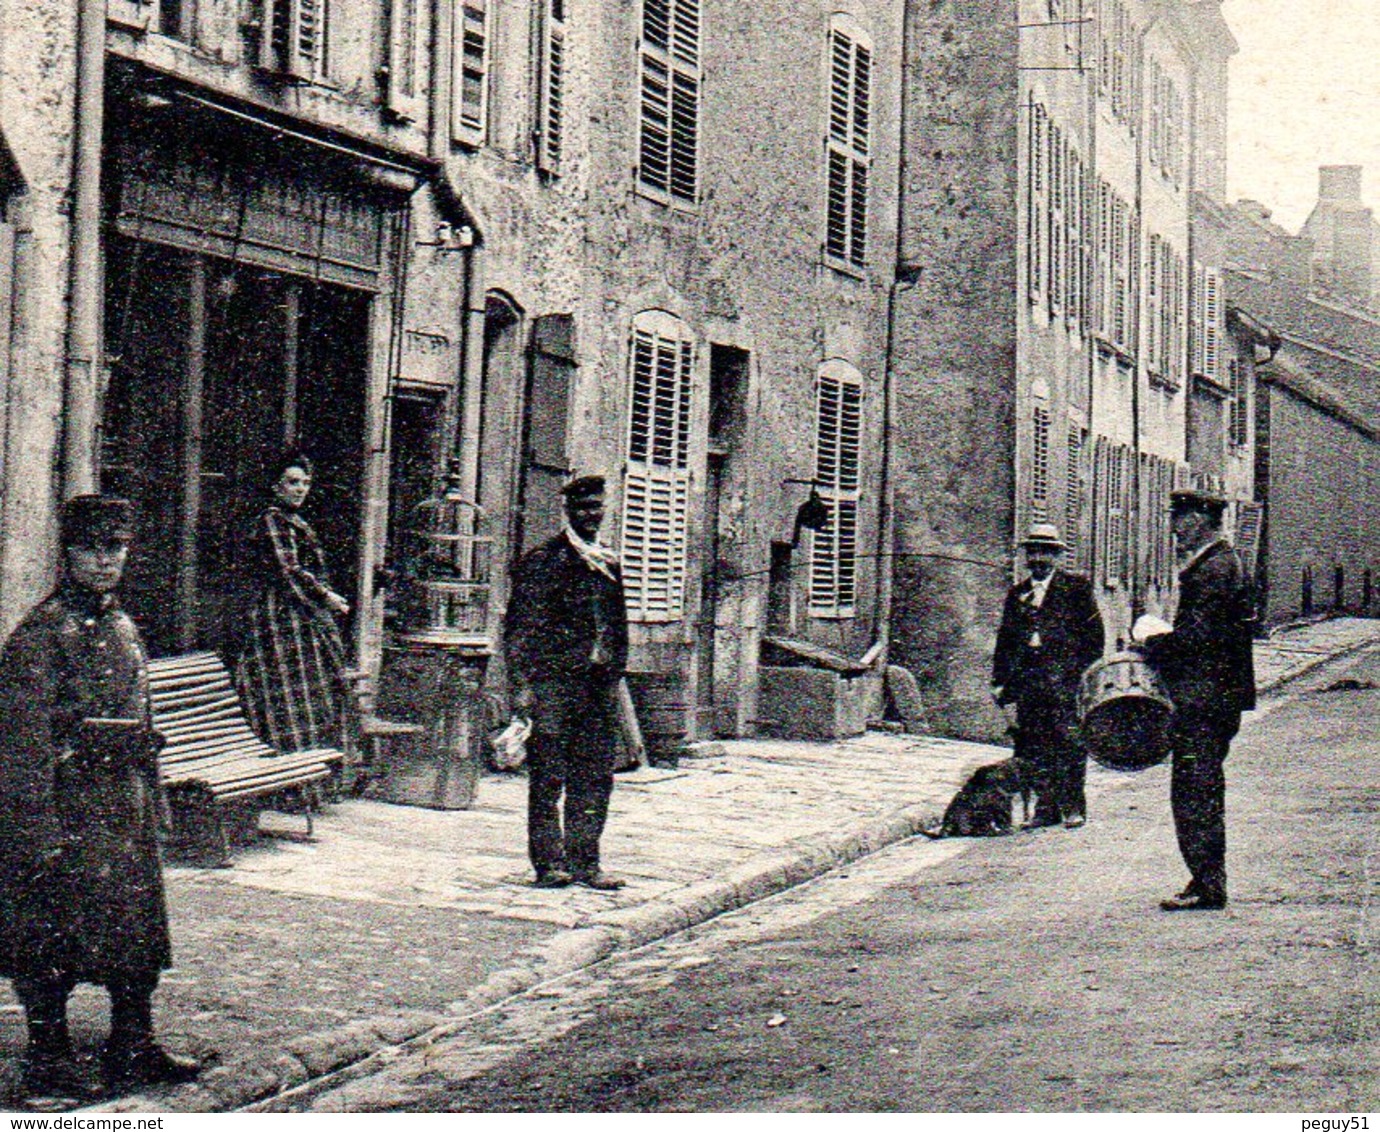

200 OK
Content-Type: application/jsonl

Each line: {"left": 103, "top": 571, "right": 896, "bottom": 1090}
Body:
{"left": 234, "top": 453, "right": 351, "bottom": 754}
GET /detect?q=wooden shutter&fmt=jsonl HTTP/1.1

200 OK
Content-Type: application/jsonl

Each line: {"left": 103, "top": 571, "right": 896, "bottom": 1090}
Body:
{"left": 1065, "top": 424, "right": 1087, "bottom": 571}
{"left": 825, "top": 20, "right": 871, "bottom": 269}
{"left": 1203, "top": 266, "right": 1222, "bottom": 382}
{"left": 637, "top": 0, "right": 700, "bottom": 205}
{"left": 1235, "top": 501, "right": 1263, "bottom": 575}
{"left": 387, "top": 0, "right": 424, "bottom": 121}
{"left": 536, "top": 0, "right": 566, "bottom": 174}
{"left": 1028, "top": 102, "right": 1047, "bottom": 303}
{"left": 622, "top": 315, "right": 695, "bottom": 622}
{"left": 1147, "top": 234, "right": 1161, "bottom": 372}
{"left": 451, "top": 0, "right": 490, "bottom": 145}
{"left": 1031, "top": 405, "right": 1051, "bottom": 522}
{"left": 258, "top": 0, "right": 326, "bottom": 81}
{"left": 810, "top": 366, "right": 863, "bottom": 618}
{"left": 1049, "top": 125, "right": 1064, "bottom": 313}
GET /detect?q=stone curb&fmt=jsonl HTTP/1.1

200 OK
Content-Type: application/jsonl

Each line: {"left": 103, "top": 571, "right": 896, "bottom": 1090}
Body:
{"left": 97, "top": 799, "right": 944, "bottom": 1114}
{"left": 96, "top": 627, "right": 1379, "bottom": 1114}
{"left": 1255, "top": 632, "right": 1380, "bottom": 695}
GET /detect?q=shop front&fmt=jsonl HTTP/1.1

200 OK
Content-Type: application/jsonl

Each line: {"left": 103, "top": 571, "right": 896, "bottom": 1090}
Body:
{"left": 99, "top": 77, "right": 438, "bottom": 667}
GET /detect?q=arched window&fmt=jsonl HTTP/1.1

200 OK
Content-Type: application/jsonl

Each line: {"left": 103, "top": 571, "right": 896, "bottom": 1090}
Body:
{"left": 622, "top": 311, "right": 697, "bottom": 621}
{"left": 810, "top": 360, "right": 863, "bottom": 618}
{"left": 824, "top": 15, "right": 872, "bottom": 269}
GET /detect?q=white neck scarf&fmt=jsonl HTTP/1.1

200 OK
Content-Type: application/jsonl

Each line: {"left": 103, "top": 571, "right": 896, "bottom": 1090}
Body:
{"left": 564, "top": 524, "right": 618, "bottom": 581}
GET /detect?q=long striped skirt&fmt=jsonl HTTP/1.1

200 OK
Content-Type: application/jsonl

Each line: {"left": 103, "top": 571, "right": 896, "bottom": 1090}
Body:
{"left": 234, "top": 589, "right": 347, "bottom": 753}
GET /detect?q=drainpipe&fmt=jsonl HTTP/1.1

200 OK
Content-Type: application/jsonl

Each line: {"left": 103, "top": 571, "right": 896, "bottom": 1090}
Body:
{"left": 63, "top": 0, "right": 107, "bottom": 497}
{"left": 876, "top": 9, "right": 914, "bottom": 660}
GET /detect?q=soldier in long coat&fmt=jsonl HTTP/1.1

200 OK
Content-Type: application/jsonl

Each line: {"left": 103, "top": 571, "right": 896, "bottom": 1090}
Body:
{"left": 505, "top": 475, "right": 629, "bottom": 891}
{"left": 0, "top": 497, "right": 199, "bottom": 1103}
{"left": 1139, "top": 488, "right": 1256, "bottom": 911}
{"left": 992, "top": 522, "right": 1106, "bottom": 828}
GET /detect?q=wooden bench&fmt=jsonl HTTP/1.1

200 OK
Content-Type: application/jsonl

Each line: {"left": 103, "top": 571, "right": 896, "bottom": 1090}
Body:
{"left": 148, "top": 652, "right": 344, "bottom": 865}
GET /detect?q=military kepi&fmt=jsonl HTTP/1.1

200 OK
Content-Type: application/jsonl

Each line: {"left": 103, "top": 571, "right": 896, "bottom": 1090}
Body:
{"left": 1169, "top": 486, "right": 1227, "bottom": 518}
{"left": 1021, "top": 521, "right": 1068, "bottom": 550}
{"left": 60, "top": 494, "right": 134, "bottom": 548}
{"left": 561, "top": 474, "right": 606, "bottom": 499}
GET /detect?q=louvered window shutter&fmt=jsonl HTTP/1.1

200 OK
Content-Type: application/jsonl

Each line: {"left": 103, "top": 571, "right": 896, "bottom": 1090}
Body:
{"left": 824, "top": 21, "right": 872, "bottom": 270}
{"left": 387, "top": 0, "right": 424, "bottom": 121}
{"left": 452, "top": 0, "right": 490, "bottom": 145}
{"left": 1031, "top": 406, "right": 1051, "bottom": 522}
{"left": 1147, "top": 235, "right": 1161, "bottom": 372}
{"left": 259, "top": 0, "right": 326, "bottom": 80}
{"left": 1065, "top": 425, "right": 1087, "bottom": 570}
{"left": 622, "top": 316, "right": 695, "bottom": 622}
{"left": 1203, "top": 267, "right": 1221, "bottom": 382}
{"left": 810, "top": 366, "right": 863, "bottom": 618}
{"left": 537, "top": 0, "right": 566, "bottom": 174}
{"left": 637, "top": 0, "right": 700, "bottom": 205}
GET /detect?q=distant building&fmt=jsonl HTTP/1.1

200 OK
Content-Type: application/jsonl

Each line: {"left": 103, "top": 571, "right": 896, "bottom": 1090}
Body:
{"left": 888, "top": 0, "right": 1243, "bottom": 739}
{"left": 1227, "top": 172, "right": 1380, "bottom": 626}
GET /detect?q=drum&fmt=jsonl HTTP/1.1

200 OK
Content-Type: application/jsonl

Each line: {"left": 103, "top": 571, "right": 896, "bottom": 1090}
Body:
{"left": 1078, "top": 651, "right": 1175, "bottom": 771}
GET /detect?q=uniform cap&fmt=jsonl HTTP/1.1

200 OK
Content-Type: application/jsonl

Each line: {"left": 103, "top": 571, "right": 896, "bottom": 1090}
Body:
{"left": 561, "top": 474, "right": 607, "bottom": 499}
{"left": 1169, "top": 487, "right": 1227, "bottom": 518}
{"left": 60, "top": 495, "right": 134, "bottom": 548}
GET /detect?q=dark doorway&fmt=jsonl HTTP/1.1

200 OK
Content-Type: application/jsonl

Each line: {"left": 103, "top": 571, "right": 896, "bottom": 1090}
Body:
{"left": 103, "top": 236, "right": 370, "bottom": 657}
{"left": 698, "top": 344, "right": 751, "bottom": 736}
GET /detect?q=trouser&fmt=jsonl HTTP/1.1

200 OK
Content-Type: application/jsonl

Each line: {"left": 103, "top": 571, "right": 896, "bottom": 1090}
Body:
{"left": 526, "top": 675, "right": 620, "bottom": 876}
{"left": 14, "top": 971, "right": 160, "bottom": 1057}
{"left": 1016, "top": 695, "right": 1086, "bottom": 821}
{"left": 1170, "top": 714, "right": 1237, "bottom": 899}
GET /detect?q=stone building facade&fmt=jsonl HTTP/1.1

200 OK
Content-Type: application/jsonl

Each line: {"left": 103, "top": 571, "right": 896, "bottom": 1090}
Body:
{"left": 0, "top": 0, "right": 904, "bottom": 745}
{"left": 889, "top": 0, "right": 1241, "bottom": 740}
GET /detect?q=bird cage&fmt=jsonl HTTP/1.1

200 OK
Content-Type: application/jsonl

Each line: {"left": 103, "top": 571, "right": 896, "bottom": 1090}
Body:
{"left": 398, "top": 459, "right": 494, "bottom": 650}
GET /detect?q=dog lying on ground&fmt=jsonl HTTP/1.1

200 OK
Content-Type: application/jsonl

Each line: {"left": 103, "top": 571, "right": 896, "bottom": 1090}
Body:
{"left": 921, "top": 757, "right": 1032, "bottom": 838}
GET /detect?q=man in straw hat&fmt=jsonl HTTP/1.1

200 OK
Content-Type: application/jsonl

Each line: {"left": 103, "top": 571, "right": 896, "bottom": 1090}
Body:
{"left": 505, "top": 475, "right": 629, "bottom": 891}
{"left": 1134, "top": 487, "right": 1255, "bottom": 911}
{"left": 0, "top": 496, "right": 200, "bottom": 1105}
{"left": 992, "top": 521, "right": 1106, "bottom": 829}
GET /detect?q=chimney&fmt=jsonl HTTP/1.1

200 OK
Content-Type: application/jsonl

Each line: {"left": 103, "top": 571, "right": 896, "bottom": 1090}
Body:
{"left": 1319, "top": 165, "right": 1363, "bottom": 204}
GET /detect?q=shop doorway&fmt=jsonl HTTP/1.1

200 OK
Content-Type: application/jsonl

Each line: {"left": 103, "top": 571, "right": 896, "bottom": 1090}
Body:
{"left": 103, "top": 236, "right": 369, "bottom": 658}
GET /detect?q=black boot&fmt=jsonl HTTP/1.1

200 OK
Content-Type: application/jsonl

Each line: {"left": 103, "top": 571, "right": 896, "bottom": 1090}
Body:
{"left": 16, "top": 978, "right": 101, "bottom": 1106}
{"left": 102, "top": 980, "right": 201, "bottom": 1094}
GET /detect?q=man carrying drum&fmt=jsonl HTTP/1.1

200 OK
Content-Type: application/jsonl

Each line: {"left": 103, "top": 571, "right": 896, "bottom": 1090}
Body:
{"left": 1134, "top": 487, "right": 1256, "bottom": 912}
{"left": 992, "top": 522, "right": 1106, "bottom": 829}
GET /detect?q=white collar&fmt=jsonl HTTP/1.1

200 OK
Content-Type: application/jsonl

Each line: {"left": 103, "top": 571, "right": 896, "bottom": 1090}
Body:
{"left": 564, "top": 525, "right": 618, "bottom": 580}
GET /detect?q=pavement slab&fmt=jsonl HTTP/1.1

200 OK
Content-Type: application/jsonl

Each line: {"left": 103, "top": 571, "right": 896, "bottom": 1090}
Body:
{"left": 3, "top": 616, "right": 1374, "bottom": 1112}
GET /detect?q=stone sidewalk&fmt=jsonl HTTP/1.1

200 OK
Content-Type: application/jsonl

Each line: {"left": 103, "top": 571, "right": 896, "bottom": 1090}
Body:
{"left": 11, "top": 615, "right": 1377, "bottom": 1113}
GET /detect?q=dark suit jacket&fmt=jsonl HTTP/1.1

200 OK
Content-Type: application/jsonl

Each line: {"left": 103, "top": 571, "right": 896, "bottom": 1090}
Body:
{"left": 992, "top": 569, "right": 1105, "bottom": 709}
{"left": 505, "top": 533, "right": 629, "bottom": 687}
{"left": 1143, "top": 539, "right": 1256, "bottom": 723}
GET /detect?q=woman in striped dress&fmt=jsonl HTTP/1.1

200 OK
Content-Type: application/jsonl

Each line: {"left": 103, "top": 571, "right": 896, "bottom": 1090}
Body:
{"left": 234, "top": 454, "right": 350, "bottom": 754}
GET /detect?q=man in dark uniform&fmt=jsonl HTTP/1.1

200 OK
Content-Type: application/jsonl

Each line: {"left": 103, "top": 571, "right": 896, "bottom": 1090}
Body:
{"left": 505, "top": 475, "right": 629, "bottom": 891}
{"left": 992, "top": 522, "right": 1106, "bottom": 829}
{"left": 0, "top": 497, "right": 200, "bottom": 1104}
{"left": 1138, "top": 487, "right": 1256, "bottom": 911}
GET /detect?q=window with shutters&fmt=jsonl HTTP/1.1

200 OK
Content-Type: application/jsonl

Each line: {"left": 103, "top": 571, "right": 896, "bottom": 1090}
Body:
{"left": 1147, "top": 233, "right": 1162, "bottom": 373}
{"left": 1229, "top": 359, "right": 1249, "bottom": 448}
{"left": 1193, "top": 264, "right": 1222, "bottom": 385}
{"left": 536, "top": 0, "right": 566, "bottom": 174}
{"left": 1066, "top": 424, "right": 1088, "bottom": 572}
{"left": 257, "top": 0, "right": 328, "bottom": 81}
{"left": 387, "top": 0, "right": 425, "bottom": 121}
{"left": 824, "top": 17, "right": 872, "bottom": 270}
{"left": 1031, "top": 405, "right": 1052, "bottom": 522}
{"left": 622, "top": 312, "right": 696, "bottom": 622}
{"left": 1027, "top": 100, "right": 1048, "bottom": 303}
{"left": 452, "top": 1, "right": 490, "bottom": 146}
{"left": 810, "top": 362, "right": 863, "bottom": 618}
{"left": 637, "top": 0, "right": 701, "bottom": 207}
